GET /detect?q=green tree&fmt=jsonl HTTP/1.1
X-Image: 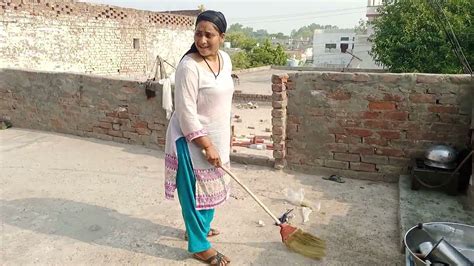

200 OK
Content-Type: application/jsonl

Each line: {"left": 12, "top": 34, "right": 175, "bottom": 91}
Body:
{"left": 248, "top": 40, "right": 288, "bottom": 67}
{"left": 354, "top": 18, "right": 367, "bottom": 35}
{"left": 231, "top": 51, "right": 251, "bottom": 70}
{"left": 291, "top": 23, "right": 338, "bottom": 39}
{"left": 371, "top": 0, "right": 473, "bottom": 73}
{"left": 226, "top": 32, "right": 257, "bottom": 51}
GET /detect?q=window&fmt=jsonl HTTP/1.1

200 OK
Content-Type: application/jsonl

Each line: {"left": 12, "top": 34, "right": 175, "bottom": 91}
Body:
{"left": 340, "top": 37, "right": 349, "bottom": 41}
{"left": 340, "top": 43, "right": 349, "bottom": 53}
{"left": 325, "top": 43, "right": 337, "bottom": 53}
{"left": 133, "top": 38, "right": 140, "bottom": 49}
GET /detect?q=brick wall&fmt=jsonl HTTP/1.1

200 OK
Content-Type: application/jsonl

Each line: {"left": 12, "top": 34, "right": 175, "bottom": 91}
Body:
{"left": 0, "top": 0, "right": 194, "bottom": 76}
{"left": 469, "top": 107, "right": 474, "bottom": 208}
{"left": 0, "top": 69, "right": 168, "bottom": 148}
{"left": 272, "top": 72, "right": 472, "bottom": 182}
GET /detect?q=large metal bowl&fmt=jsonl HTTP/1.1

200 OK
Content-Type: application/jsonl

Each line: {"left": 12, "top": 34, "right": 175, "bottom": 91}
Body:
{"left": 404, "top": 222, "right": 474, "bottom": 265}
{"left": 424, "top": 145, "right": 457, "bottom": 169}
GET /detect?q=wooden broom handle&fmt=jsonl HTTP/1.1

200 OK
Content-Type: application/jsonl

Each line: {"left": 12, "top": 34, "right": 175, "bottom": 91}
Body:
{"left": 220, "top": 165, "right": 281, "bottom": 225}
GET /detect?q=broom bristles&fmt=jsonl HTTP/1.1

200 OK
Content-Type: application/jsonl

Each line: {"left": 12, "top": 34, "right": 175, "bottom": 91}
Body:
{"left": 284, "top": 228, "right": 326, "bottom": 260}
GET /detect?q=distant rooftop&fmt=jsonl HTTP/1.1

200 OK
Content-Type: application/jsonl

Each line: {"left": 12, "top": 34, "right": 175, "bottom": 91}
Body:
{"left": 161, "top": 10, "right": 201, "bottom": 17}
{"left": 314, "top": 29, "right": 355, "bottom": 34}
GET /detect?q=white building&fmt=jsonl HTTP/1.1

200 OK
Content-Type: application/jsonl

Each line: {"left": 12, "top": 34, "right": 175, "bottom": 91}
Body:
{"left": 312, "top": 0, "right": 384, "bottom": 69}
{"left": 312, "top": 29, "right": 356, "bottom": 68}
{"left": 348, "top": 0, "right": 384, "bottom": 69}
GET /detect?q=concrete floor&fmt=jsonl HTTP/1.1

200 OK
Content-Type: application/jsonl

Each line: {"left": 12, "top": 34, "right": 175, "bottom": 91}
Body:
{"left": 1, "top": 128, "right": 402, "bottom": 265}
{"left": 234, "top": 69, "right": 292, "bottom": 95}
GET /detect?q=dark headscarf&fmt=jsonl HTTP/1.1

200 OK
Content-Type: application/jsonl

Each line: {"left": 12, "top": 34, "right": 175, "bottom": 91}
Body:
{"left": 181, "top": 10, "right": 227, "bottom": 60}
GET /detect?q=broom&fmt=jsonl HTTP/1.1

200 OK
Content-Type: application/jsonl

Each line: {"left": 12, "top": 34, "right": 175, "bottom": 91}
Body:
{"left": 220, "top": 164, "right": 326, "bottom": 260}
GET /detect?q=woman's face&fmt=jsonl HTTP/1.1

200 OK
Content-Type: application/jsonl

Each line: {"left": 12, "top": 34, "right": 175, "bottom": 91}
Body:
{"left": 194, "top": 21, "right": 224, "bottom": 58}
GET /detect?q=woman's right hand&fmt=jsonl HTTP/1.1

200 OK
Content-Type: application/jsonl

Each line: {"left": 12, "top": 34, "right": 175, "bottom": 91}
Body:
{"left": 204, "top": 145, "right": 221, "bottom": 167}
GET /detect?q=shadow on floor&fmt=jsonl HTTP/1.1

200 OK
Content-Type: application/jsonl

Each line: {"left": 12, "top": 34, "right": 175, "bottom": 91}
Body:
{"left": 1, "top": 198, "right": 189, "bottom": 261}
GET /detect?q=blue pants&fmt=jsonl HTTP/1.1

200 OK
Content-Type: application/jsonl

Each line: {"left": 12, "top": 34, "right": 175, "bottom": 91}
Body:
{"left": 175, "top": 137, "right": 214, "bottom": 253}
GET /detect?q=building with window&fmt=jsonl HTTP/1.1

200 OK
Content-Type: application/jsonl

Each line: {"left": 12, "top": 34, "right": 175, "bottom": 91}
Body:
{"left": 311, "top": 0, "right": 384, "bottom": 69}
{"left": 312, "top": 29, "right": 355, "bottom": 68}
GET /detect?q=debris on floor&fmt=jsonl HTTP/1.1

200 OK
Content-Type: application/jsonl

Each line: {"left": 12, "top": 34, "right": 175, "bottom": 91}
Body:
{"left": 236, "top": 102, "right": 259, "bottom": 109}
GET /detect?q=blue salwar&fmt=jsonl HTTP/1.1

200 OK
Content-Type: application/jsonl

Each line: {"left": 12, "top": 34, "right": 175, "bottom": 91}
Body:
{"left": 175, "top": 137, "right": 215, "bottom": 253}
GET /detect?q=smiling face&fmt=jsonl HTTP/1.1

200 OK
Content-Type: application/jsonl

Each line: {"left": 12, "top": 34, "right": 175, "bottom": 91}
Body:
{"left": 194, "top": 20, "right": 225, "bottom": 58}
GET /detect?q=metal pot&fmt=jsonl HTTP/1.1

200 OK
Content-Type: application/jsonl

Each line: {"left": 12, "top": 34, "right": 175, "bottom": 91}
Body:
{"left": 404, "top": 222, "right": 474, "bottom": 266}
{"left": 424, "top": 145, "right": 457, "bottom": 170}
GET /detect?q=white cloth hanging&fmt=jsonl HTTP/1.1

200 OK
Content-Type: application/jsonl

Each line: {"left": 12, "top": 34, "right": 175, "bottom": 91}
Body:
{"left": 160, "top": 78, "right": 173, "bottom": 120}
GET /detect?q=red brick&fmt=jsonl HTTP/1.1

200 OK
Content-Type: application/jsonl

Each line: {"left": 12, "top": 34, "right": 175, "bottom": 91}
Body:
{"left": 406, "top": 131, "right": 437, "bottom": 140}
{"left": 106, "top": 111, "right": 118, "bottom": 117}
{"left": 360, "top": 111, "right": 379, "bottom": 119}
{"left": 383, "top": 93, "right": 404, "bottom": 102}
{"left": 107, "top": 130, "right": 123, "bottom": 137}
{"left": 361, "top": 154, "right": 389, "bottom": 164}
{"left": 286, "top": 81, "right": 295, "bottom": 90}
{"left": 375, "top": 147, "right": 404, "bottom": 157}
{"left": 348, "top": 145, "right": 375, "bottom": 155}
{"left": 128, "top": 106, "right": 139, "bottom": 115}
{"left": 369, "top": 101, "right": 396, "bottom": 110}
{"left": 395, "top": 121, "right": 420, "bottom": 131}
{"left": 324, "top": 160, "right": 349, "bottom": 169}
{"left": 306, "top": 107, "right": 325, "bottom": 116}
{"left": 98, "top": 122, "right": 112, "bottom": 129}
{"left": 271, "top": 74, "right": 289, "bottom": 84}
{"left": 93, "top": 127, "right": 108, "bottom": 134}
{"left": 363, "top": 137, "right": 388, "bottom": 146}
{"left": 273, "top": 126, "right": 285, "bottom": 135}
{"left": 272, "top": 109, "right": 285, "bottom": 118}
{"left": 118, "top": 112, "right": 129, "bottom": 119}
{"left": 136, "top": 127, "right": 151, "bottom": 135}
{"left": 428, "top": 105, "right": 458, "bottom": 114}
{"left": 409, "top": 93, "right": 436, "bottom": 103}
{"left": 272, "top": 91, "right": 287, "bottom": 101}
{"left": 287, "top": 115, "right": 301, "bottom": 124}
{"left": 383, "top": 111, "right": 408, "bottom": 121}
{"left": 133, "top": 120, "right": 148, "bottom": 129}
{"left": 363, "top": 120, "right": 392, "bottom": 129}
{"left": 325, "top": 143, "right": 348, "bottom": 153}
{"left": 377, "top": 130, "right": 401, "bottom": 139}
{"left": 328, "top": 90, "right": 351, "bottom": 100}
{"left": 334, "top": 152, "right": 360, "bottom": 162}
{"left": 346, "top": 128, "right": 373, "bottom": 137}
{"left": 328, "top": 127, "right": 345, "bottom": 134}
{"left": 272, "top": 84, "right": 283, "bottom": 92}
{"left": 350, "top": 162, "right": 376, "bottom": 172}
{"left": 336, "top": 134, "right": 362, "bottom": 144}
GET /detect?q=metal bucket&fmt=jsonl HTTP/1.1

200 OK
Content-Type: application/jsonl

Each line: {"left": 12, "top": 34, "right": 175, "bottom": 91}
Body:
{"left": 404, "top": 222, "right": 474, "bottom": 266}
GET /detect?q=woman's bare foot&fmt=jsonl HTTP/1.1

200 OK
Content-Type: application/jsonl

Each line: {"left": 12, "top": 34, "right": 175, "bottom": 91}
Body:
{"left": 193, "top": 248, "right": 230, "bottom": 265}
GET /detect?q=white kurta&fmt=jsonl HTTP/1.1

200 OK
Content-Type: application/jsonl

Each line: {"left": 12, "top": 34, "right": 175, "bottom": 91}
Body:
{"left": 164, "top": 50, "right": 234, "bottom": 210}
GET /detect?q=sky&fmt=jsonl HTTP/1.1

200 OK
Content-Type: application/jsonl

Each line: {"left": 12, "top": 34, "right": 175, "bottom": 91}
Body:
{"left": 79, "top": 0, "right": 368, "bottom": 35}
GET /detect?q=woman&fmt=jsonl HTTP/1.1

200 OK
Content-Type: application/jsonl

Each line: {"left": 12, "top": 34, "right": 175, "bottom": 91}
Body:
{"left": 164, "top": 10, "right": 233, "bottom": 265}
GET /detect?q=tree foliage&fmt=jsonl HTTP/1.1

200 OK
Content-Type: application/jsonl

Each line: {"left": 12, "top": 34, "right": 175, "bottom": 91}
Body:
{"left": 290, "top": 23, "right": 339, "bottom": 40}
{"left": 371, "top": 0, "right": 473, "bottom": 73}
{"left": 230, "top": 40, "right": 287, "bottom": 70}
{"left": 354, "top": 18, "right": 367, "bottom": 35}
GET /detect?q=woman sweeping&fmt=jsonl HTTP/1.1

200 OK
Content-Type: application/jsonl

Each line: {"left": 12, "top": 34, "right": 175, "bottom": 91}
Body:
{"left": 164, "top": 10, "right": 233, "bottom": 265}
